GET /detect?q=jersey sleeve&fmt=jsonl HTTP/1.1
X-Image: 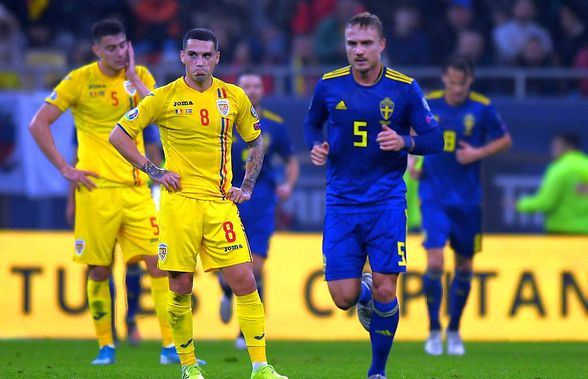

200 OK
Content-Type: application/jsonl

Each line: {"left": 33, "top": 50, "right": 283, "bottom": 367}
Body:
{"left": 483, "top": 104, "right": 509, "bottom": 141}
{"left": 234, "top": 89, "right": 261, "bottom": 143}
{"left": 117, "top": 92, "right": 160, "bottom": 138}
{"left": 273, "top": 123, "right": 294, "bottom": 160}
{"left": 407, "top": 81, "right": 443, "bottom": 155}
{"left": 45, "top": 69, "right": 82, "bottom": 112}
{"left": 137, "top": 66, "right": 156, "bottom": 91}
{"left": 517, "top": 163, "right": 564, "bottom": 213}
{"left": 303, "top": 79, "right": 328, "bottom": 149}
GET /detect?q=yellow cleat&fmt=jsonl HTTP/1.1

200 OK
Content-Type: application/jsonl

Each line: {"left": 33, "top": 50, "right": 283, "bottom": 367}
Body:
{"left": 181, "top": 364, "right": 205, "bottom": 379}
{"left": 251, "top": 364, "right": 288, "bottom": 379}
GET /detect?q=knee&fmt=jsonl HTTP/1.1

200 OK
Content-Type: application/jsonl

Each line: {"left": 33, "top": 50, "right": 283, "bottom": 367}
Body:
{"left": 169, "top": 274, "right": 193, "bottom": 295}
{"left": 372, "top": 279, "right": 397, "bottom": 303}
{"left": 89, "top": 266, "right": 110, "bottom": 281}
{"left": 230, "top": 271, "right": 257, "bottom": 296}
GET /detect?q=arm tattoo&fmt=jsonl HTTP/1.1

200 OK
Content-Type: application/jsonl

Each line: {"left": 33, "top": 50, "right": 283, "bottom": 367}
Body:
{"left": 241, "top": 134, "right": 264, "bottom": 194}
{"left": 141, "top": 161, "right": 165, "bottom": 180}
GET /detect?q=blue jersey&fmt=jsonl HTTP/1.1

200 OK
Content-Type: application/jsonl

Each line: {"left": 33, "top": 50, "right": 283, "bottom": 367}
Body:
{"left": 232, "top": 109, "right": 294, "bottom": 207}
{"left": 419, "top": 91, "right": 509, "bottom": 206}
{"left": 304, "top": 65, "right": 442, "bottom": 212}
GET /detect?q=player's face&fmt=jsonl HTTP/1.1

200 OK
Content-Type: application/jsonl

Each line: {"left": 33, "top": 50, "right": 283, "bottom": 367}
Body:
{"left": 442, "top": 67, "right": 473, "bottom": 105}
{"left": 238, "top": 74, "right": 264, "bottom": 107}
{"left": 181, "top": 39, "right": 220, "bottom": 84}
{"left": 93, "top": 33, "right": 128, "bottom": 72}
{"left": 550, "top": 137, "right": 566, "bottom": 160}
{"left": 345, "top": 25, "right": 385, "bottom": 73}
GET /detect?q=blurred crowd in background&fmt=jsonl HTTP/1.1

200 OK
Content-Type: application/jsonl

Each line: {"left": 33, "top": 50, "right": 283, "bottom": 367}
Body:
{"left": 1, "top": 0, "right": 588, "bottom": 95}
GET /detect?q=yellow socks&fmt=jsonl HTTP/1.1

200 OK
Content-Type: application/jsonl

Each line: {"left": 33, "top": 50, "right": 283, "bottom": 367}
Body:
{"left": 236, "top": 291, "right": 267, "bottom": 364}
{"left": 167, "top": 290, "right": 196, "bottom": 366}
{"left": 150, "top": 276, "right": 173, "bottom": 346}
{"left": 87, "top": 278, "right": 113, "bottom": 347}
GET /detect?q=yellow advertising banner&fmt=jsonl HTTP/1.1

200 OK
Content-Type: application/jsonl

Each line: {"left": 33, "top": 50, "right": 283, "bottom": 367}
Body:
{"left": 1, "top": 232, "right": 587, "bottom": 340}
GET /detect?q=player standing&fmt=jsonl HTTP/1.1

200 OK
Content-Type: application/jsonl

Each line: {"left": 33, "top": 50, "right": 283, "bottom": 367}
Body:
{"left": 419, "top": 56, "right": 512, "bottom": 355}
{"left": 304, "top": 12, "right": 443, "bottom": 379}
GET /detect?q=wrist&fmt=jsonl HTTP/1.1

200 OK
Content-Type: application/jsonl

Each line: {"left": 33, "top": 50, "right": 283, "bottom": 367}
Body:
{"left": 402, "top": 136, "right": 414, "bottom": 151}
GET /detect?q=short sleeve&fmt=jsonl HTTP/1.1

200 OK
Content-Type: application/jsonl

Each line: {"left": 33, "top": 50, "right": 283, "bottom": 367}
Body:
{"left": 235, "top": 89, "right": 261, "bottom": 143}
{"left": 483, "top": 104, "right": 509, "bottom": 141}
{"left": 117, "top": 92, "right": 159, "bottom": 138}
{"left": 45, "top": 69, "right": 81, "bottom": 112}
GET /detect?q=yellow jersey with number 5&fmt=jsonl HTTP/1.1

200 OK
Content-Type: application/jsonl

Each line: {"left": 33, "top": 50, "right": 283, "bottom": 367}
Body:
{"left": 45, "top": 62, "right": 156, "bottom": 187}
{"left": 117, "top": 76, "right": 261, "bottom": 201}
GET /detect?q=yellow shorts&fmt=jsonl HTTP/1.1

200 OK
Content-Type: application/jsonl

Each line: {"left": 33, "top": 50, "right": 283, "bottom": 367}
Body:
{"left": 157, "top": 191, "right": 252, "bottom": 272}
{"left": 73, "top": 186, "right": 158, "bottom": 265}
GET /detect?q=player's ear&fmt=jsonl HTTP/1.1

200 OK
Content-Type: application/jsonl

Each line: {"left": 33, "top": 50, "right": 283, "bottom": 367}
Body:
{"left": 180, "top": 50, "right": 186, "bottom": 64}
{"left": 215, "top": 50, "right": 221, "bottom": 64}
{"left": 91, "top": 43, "right": 100, "bottom": 59}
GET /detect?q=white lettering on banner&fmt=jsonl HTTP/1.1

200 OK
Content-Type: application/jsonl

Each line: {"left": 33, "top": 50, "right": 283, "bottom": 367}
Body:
{"left": 493, "top": 175, "right": 544, "bottom": 226}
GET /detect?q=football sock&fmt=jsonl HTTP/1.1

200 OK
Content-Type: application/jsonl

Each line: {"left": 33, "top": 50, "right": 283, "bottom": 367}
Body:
{"left": 88, "top": 277, "right": 114, "bottom": 347}
{"left": 218, "top": 273, "right": 233, "bottom": 298}
{"left": 368, "top": 298, "right": 399, "bottom": 377}
{"left": 108, "top": 275, "right": 118, "bottom": 343}
{"left": 423, "top": 269, "right": 443, "bottom": 331}
{"left": 167, "top": 291, "right": 196, "bottom": 366}
{"left": 358, "top": 278, "right": 372, "bottom": 305}
{"left": 235, "top": 291, "right": 267, "bottom": 364}
{"left": 125, "top": 263, "right": 142, "bottom": 326}
{"left": 448, "top": 270, "right": 473, "bottom": 331}
{"left": 151, "top": 276, "right": 173, "bottom": 346}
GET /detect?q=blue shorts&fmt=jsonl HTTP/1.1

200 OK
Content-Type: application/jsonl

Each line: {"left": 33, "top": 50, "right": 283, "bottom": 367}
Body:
{"left": 322, "top": 208, "right": 408, "bottom": 281}
{"left": 239, "top": 196, "right": 276, "bottom": 258}
{"left": 421, "top": 202, "right": 482, "bottom": 258}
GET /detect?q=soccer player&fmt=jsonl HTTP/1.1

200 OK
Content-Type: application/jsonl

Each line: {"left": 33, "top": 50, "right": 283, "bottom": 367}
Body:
{"left": 218, "top": 69, "right": 300, "bottom": 349}
{"left": 419, "top": 56, "right": 512, "bottom": 355}
{"left": 517, "top": 132, "right": 588, "bottom": 234}
{"left": 28, "top": 19, "right": 180, "bottom": 365}
{"left": 109, "top": 28, "right": 288, "bottom": 379}
{"left": 304, "top": 13, "right": 443, "bottom": 379}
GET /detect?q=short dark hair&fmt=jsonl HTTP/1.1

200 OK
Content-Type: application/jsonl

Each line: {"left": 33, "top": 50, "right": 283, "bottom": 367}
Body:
{"left": 346, "top": 12, "right": 384, "bottom": 39}
{"left": 91, "top": 19, "right": 125, "bottom": 43}
{"left": 443, "top": 55, "right": 475, "bottom": 77}
{"left": 553, "top": 132, "right": 581, "bottom": 149}
{"left": 237, "top": 67, "right": 260, "bottom": 81}
{"left": 183, "top": 28, "right": 218, "bottom": 50}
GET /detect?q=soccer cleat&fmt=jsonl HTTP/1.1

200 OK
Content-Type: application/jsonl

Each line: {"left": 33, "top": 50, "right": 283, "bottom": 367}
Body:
{"left": 424, "top": 330, "right": 443, "bottom": 356}
{"left": 251, "top": 364, "right": 288, "bottom": 379}
{"left": 181, "top": 364, "right": 205, "bottom": 379}
{"left": 235, "top": 335, "right": 247, "bottom": 350}
{"left": 357, "top": 272, "right": 373, "bottom": 331}
{"left": 446, "top": 331, "right": 465, "bottom": 355}
{"left": 220, "top": 294, "right": 233, "bottom": 324}
{"left": 91, "top": 346, "right": 115, "bottom": 365}
{"left": 161, "top": 345, "right": 181, "bottom": 364}
{"left": 126, "top": 321, "right": 141, "bottom": 346}
{"left": 367, "top": 375, "right": 387, "bottom": 379}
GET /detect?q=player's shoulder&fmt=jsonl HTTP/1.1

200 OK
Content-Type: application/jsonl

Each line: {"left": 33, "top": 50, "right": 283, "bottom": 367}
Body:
{"left": 321, "top": 65, "right": 351, "bottom": 81}
{"left": 261, "top": 109, "right": 284, "bottom": 124}
{"left": 468, "top": 91, "right": 492, "bottom": 106}
{"left": 425, "top": 90, "right": 445, "bottom": 100}
{"left": 65, "top": 62, "right": 96, "bottom": 81}
{"left": 383, "top": 67, "right": 414, "bottom": 85}
{"left": 215, "top": 77, "right": 246, "bottom": 97}
{"left": 135, "top": 64, "right": 154, "bottom": 77}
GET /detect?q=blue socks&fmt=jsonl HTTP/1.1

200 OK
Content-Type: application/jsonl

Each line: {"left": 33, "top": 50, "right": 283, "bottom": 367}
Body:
{"left": 448, "top": 271, "right": 472, "bottom": 331}
{"left": 358, "top": 280, "right": 372, "bottom": 305}
{"left": 423, "top": 269, "right": 443, "bottom": 331}
{"left": 125, "top": 263, "right": 143, "bottom": 324}
{"left": 368, "top": 298, "right": 399, "bottom": 377}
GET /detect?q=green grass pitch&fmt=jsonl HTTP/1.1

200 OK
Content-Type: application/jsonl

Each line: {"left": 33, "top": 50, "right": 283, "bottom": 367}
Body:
{"left": 1, "top": 340, "right": 586, "bottom": 378}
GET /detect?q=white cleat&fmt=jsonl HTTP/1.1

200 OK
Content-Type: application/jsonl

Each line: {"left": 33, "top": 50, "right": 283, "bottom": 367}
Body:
{"left": 424, "top": 330, "right": 443, "bottom": 356}
{"left": 220, "top": 294, "right": 233, "bottom": 324}
{"left": 446, "top": 331, "right": 465, "bottom": 356}
{"left": 356, "top": 272, "right": 373, "bottom": 331}
{"left": 367, "top": 375, "right": 387, "bottom": 379}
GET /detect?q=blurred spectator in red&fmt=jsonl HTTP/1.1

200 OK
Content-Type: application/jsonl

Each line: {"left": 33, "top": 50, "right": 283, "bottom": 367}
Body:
{"left": 313, "top": 0, "right": 365, "bottom": 65}
{"left": 0, "top": 4, "right": 23, "bottom": 89}
{"left": 555, "top": 1, "right": 588, "bottom": 66}
{"left": 386, "top": 2, "right": 432, "bottom": 66}
{"left": 574, "top": 46, "right": 588, "bottom": 96}
{"left": 291, "top": 0, "right": 336, "bottom": 35}
{"left": 493, "top": 0, "right": 553, "bottom": 64}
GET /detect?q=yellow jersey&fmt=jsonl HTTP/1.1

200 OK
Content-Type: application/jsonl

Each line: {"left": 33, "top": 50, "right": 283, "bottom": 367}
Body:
{"left": 118, "top": 76, "right": 261, "bottom": 200}
{"left": 46, "top": 62, "right": 156, "bottom": 187}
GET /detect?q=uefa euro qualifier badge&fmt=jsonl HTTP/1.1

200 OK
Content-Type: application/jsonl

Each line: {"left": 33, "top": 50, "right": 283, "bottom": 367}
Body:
{"left": 126, "top": 107, "right": 139, "bottom": 121}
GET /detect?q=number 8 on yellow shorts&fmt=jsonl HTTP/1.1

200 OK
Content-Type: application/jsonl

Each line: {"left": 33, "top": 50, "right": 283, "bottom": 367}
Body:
{"left": 157, "top": 191, "right": 252, "bottom": 272}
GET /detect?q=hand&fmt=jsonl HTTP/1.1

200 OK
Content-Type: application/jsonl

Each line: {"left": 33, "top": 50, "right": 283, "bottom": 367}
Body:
{"left": 61, "top": 165, "right": 99, "bottom": 190}
{"left": 376, "top": 125, "right": 405, "bottom": 151}
{"left": 310, "top": 142, "right": 329, "bottom": 166}
{"left": 125, "top": 41, "right": 137, "bottom": 80}
{"left": 66, "top": 196, "right": 75, "bottom": 227}
{"left": 407, "top": 155, "right": 422, "bottom": 180}
{"left": 276, "top": 183, "right": 293, "bottom": 201}
{"left": 227, "top": 187, "right": 251, "bottom": 204}
{"left": 151, "top": 171, "right": 181, "bottom": 193}
{"left": 456, "top": 141, "right": 483, "bottom": 165}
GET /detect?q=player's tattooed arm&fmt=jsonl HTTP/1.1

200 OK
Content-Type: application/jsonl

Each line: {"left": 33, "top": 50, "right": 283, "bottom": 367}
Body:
{"left": 241, "top": 134, "right": 265, "bottom": 195}
{"left": 140, "top": 161, "right": 181, "bottom": 192}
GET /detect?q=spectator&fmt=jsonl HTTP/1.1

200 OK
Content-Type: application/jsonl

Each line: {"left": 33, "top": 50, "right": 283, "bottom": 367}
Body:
{"left": 455, "top": 29, "right": 493, "bottom": 66}
{"left": 493, "top": 0, "right": 553, "bottom": 64}
{"left": 556, "top": 1, "right": 588, "bottom": 66}
{"left": 313, "top": 0, "right": 365, "bottom": 65}
{"left": 517, "top": 132, "right": 588, "bottom": 234}
{"left": 516, "top": 35, "right": 557, "bottom": 95}
{"left": 574, "top": 45, "right": 588, "bottom": 96}
{"left": 0, "top": 4, "right": 23, "bottom": 89}
{"left": 386, "top": 2, "right": 432, "bottom": 66}
{"left": 430, "top": 0, "right": 476, "bottom": 64}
